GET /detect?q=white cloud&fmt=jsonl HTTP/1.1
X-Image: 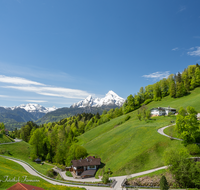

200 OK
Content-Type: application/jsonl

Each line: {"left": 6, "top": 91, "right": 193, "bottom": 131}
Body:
{"left": 2, "top": 85, "right": 92, "bottom": 99}
{"left": 0, "top": 95, "right": 9, "bottom": 98}
{"left": 178, "top": 6, "right": 186, "bottom": 13}
{"left": 187, "top": 47, "right": 200, "bottom": 56}
{"left": 0, "top": 75, "right": 44, "bottom": 86}
{"left": 172, "top": 47, "right": 178, "bottom": 51}
{"left": 25, "top": 100, "right": 48, "bottom": 103}
{"left": 0, "top": 75, "right": 95, "bottom": 101}
{"left": 142, "top": 71, "right": 170, "bottom": 80}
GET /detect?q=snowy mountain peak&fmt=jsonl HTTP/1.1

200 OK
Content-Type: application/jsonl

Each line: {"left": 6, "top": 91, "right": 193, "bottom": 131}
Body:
{"left": 9, "top": 103, "right": 57, "bottom": 114}
{"left": 71, "top": 91, "right": 125, "bottom": 108}
{"left": 86, "top": 95, "right": 93, "bottom": 101}
{"left": 106, "top": 90, "right": 120, "bottom": 98}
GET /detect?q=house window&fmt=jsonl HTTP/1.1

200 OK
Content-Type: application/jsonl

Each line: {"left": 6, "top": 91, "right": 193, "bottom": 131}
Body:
{"left": 88, "top": 165, "right": 96, "bottom": 169}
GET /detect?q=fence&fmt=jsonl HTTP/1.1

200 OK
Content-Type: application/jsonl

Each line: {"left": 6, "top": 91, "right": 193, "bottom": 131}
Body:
{"left": 0, "top": 155, "right": 116, "bottom": 188}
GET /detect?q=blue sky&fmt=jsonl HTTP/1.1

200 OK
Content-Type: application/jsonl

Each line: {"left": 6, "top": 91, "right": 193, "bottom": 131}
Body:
{"left": 1, "top": 0, "right": 200, "bottom": 108}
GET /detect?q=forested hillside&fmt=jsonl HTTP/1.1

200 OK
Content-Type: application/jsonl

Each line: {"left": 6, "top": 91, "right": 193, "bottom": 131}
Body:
{"left": 10, "top": 64, "right": 200, "bottom": 177}
{"left": 123, "top": 64, "right": 200, "bottom": 113}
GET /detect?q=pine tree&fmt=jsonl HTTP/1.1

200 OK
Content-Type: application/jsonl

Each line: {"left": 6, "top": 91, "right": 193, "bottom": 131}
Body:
{"left": 195, "top": 67, "right": 200, "bottom": 86}
{"left": 160, "top": 175, "right": 169, "bottom": 190}
{"left": 170, "top": 80, "right": 176, "bottom": 98}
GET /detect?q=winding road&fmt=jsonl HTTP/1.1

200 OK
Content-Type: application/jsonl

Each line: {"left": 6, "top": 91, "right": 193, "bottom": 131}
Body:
{"left": 157, "top": 123, "right": 182, "bottom": 141}
{"left": 0, "top": 126, "right": 175, "bottom": 190}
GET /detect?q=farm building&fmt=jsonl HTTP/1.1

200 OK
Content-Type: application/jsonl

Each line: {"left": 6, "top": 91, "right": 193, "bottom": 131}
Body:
{"left": 150, "top": 107, "right": 176, "bottom": 116}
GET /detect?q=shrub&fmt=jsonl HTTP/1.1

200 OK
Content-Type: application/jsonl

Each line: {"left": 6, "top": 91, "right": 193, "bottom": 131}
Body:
{"left": 102, "top": 173, "right": 109, "bottom": 184}
{"left": 160, "top": 175, "right": 169, "bottom": 190}
{"left": 66, "top": 171, "right": 73, "bottom": 177}
{"left": 142, "top": 99, "right": 152, "bottom": 105}
{"left": 186, "top": 144, "right": 200, "bottom": 155}
{"left": 124, "top": 115, "right": 131, "bottom": 121}
{"left": 46, "top": 169, "right": 55, "bottom": 178}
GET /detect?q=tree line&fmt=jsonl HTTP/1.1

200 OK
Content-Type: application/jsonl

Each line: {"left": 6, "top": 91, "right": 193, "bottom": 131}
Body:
{"left": 123, "top": 64, "right": 200, "bottom": 114}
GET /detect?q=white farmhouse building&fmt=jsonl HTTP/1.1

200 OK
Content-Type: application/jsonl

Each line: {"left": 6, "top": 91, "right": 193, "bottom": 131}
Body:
{"left": 150, "top": 107, "right": 176, "bottom": 116}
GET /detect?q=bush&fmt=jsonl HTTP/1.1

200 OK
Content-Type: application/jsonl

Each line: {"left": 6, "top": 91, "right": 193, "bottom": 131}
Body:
{"left": 46, "top": 169, "right": 55, "bottom": 178}
{"left": 160, "top": 175, "right": 169, "bottom": 190}
{"left": 142, "top": 99, "right": 152, "bottom": 105}
{"left": 186, "top": 144, "right": 200, "bottom": 155}
{"left": 124, "top": 115, "right": 131, "bottom": 121}
{"left": 66, "top": 171, "right": 73, "bottom": 177}
{"left": 102, "top": 173, "right": 109, "bottom": 184}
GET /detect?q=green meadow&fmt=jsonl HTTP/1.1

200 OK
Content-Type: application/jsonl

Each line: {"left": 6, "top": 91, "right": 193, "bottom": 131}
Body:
{"left": 0, "top": 141, "right": 53, "bottom": 175}
{"left": 0, "top": 135, "right": 12, "bottom": 144}
{"left": 77, "top": 88, "right": 200, "bottom": 176}
{"left": 0, "top": 156, "right": 84, "bottom": 190}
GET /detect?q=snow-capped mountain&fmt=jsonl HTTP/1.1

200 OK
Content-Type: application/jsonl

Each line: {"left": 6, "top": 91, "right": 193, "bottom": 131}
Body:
{"left": 71, "top": 90, "right": 125, "bottom": 108}
{"left": 9, "top": 103, "right": 57, "bottom": 114}
{"left": 5, "top": 103, "right": 57, "bottom": 119}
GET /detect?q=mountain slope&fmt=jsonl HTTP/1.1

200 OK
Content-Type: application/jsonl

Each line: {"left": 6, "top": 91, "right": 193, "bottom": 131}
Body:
{"left": 0, "top": 107, "right": 38, "bottom": 123}
{"left": 36, "top": 105, "right": 118, "bottom": 124}
{"left": 77, "top": 87, "right": 200, "bottom": 176}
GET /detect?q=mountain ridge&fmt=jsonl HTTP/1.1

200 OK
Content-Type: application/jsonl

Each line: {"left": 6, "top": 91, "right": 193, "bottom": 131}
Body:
{"left": 71, "top": 90, "right": 125, "bottom": 108}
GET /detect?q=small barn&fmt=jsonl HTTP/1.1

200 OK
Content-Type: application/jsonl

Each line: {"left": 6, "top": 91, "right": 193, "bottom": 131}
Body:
{"left": 35, "top": 158, "right": 42, "bottom": 164}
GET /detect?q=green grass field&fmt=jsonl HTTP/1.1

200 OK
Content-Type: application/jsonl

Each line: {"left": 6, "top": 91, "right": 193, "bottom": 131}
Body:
{"left": 0, "top": 141, "right": 53, "bottom": 175}
{"left": 0, "top": 156, "right": 84, "bottom": 190}
{"left": 0, "top": 135, "right": 12, "bottom": 144}
{"left": 78, "top": 114, "right": 184, "bottom": 177}
{"left": 77, "top": 88, "right": 200, "bottom": 177}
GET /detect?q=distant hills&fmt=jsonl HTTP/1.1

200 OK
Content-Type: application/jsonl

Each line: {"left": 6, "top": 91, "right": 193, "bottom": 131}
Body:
{"left": 0, "top": 90, "right": 125, "bottom": 129}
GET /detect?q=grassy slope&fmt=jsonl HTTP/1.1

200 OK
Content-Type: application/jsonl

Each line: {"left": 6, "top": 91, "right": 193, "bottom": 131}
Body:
{"left": 0, "top": 135, "right": 12, "bottom": 143}
{"left": 77, "top": 87, "right": 200, "bottom": 176}
{"left": 0, "top": 157, "right": 84, "bottom": 190}
{"left": 164, "top": 125, "right": 179, "bottom": 138}
{"left": 0, "top": 141, "right": 53, "bottom": 175}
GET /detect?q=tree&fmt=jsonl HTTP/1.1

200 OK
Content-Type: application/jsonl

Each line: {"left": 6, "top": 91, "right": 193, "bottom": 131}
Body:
{"left": 153, "top": 83, "right": 161, "bottom": 101}
{"left": 160, "top": 175, "right": 169, "bottom": 190}
{"left": 164, "top": 147, "right": 200, "bottom": 188}
{"left": 29, "top": 128, "right": 44, "bottom": 158}
{"left": 160, "top": 78, "right": 169, "bottom": 97}
{"left": 169, "top": 80, "right": 176, "bottom": 98}
{"left": 175, "top": 107, "right": 199, "bottom": 146}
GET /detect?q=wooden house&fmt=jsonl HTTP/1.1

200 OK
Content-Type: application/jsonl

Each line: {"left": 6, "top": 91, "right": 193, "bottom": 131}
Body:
{"left": 69, "top": 156, "right": 101, "bottom": 178}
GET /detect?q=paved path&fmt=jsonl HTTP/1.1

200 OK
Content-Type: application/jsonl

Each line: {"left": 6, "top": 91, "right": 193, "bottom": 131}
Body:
{"left": 157, "top": 124, "right": 183, "bottom": 141}
{"left": 0, "top": 138, "right": 22, "bottom": 145}
{"left": 5, "top": 157, "right": 112, "bottom": 190}
{"left": 1, "top": 134, "right": 170, "bottom": 189}
{"left": 60, "top": 171, "right": 102, "bottom": 182}
{"left": 2, "top": 156, "right": 167, "bottom": 190}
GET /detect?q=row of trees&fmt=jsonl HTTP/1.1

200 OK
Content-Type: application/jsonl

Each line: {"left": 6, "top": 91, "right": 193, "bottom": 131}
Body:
{"left": 123, "top": 64, "right": 200, "bottom": 114}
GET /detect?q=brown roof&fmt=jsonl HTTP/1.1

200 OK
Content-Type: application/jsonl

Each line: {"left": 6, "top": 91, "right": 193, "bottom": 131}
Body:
{"left": 72, "top": 156, "right": 101, "bottom": 167}
{"left": 7, "top": 182, "right": 45, "bottom": 190}
{"left": 81, "top": 169, "right": 96, "bottom": 177}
